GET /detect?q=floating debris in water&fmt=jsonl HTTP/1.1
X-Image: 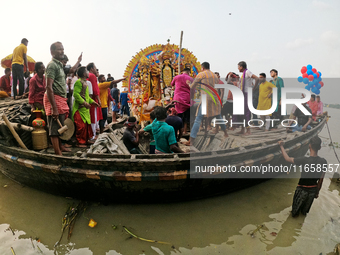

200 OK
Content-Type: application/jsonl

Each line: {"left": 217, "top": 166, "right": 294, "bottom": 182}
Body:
{"left": 248, "top": 225, "right": 264, "bottom": 238}
{"left": 123, "top": 226, "right": 171, "bottom": 245}
{"left": 30, "top": 236, "right": 35, "bottom": 248}
{"left": 329, "top": 142, "right": 339, "bottom": 148}
{"left": 88, "top": 219, "right": 97, "bottom": 228}
{"left": 5, "top": 226, "right": 15, "bottom": 235}
{"left": 55, "top": 202, "right": 86, "bottom": 247}
{"left": 37, "top": 244, "right": 43, "bottom": 254}
{"left": 83, "top": 206, "right": 97, "bottom": 228}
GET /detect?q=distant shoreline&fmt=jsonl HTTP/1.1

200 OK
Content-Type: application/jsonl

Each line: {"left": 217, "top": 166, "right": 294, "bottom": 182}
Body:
{"left": 324, "top": 104, "right": 340, "bottom": 110}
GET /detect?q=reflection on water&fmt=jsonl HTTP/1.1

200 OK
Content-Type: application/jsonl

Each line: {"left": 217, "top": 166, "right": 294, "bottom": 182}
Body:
{"left": 1, "top": 107, "right": 340, "bottom": 255}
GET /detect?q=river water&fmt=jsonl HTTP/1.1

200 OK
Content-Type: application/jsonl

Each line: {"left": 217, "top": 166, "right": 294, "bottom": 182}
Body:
{"left": 0, "top": 107, "right": 339, "bottom": 255}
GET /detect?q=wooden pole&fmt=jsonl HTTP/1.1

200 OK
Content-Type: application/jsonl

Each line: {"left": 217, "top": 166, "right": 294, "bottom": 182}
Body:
{"left": 2, "top": 114, "right": 27, "bottom": 149}
{"left": 178, "top": 31, "right": 183, "bottom": 74}
{"left": 0, "top": 121, "right": 34, "bottom": 132}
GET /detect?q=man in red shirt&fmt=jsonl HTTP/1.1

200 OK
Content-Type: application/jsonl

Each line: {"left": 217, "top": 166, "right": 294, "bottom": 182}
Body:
{"left": 86, "top": 63, "right": 102, "bottom": 139}
{"left": 0, "top": 68, "right": 11, "bottom": 97}
{"left": 29, "top": 62, "right": 46, "bottom": 110}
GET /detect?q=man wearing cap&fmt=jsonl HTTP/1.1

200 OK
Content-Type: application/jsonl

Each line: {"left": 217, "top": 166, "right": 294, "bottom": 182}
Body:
{"left": 11, "top": 38, "right": 29, "bottom": 98}
{"left": 44, "top": 42, "right": 71, "bottom": 155}
{"left": 278, "top": 136, "right": 327, "bottom": 217}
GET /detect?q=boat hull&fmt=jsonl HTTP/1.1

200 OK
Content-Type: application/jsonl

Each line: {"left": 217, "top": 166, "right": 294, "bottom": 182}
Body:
{"left": 0, "top": 119, "right": 326, "bottom": 203}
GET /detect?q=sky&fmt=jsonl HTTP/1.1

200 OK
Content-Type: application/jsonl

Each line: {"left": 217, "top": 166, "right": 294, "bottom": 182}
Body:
{"left": 1, "top": 0, "right": 339, "bottom": 102}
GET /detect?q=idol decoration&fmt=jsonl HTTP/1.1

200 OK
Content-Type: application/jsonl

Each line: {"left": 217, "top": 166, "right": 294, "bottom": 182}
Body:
{"left": 122, "top": 40, "right": 201, "bottom": 124}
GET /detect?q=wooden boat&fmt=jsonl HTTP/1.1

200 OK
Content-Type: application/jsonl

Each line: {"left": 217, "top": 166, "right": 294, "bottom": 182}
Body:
{"left": 0, "top": 98, "right": 327, "bottom": 202}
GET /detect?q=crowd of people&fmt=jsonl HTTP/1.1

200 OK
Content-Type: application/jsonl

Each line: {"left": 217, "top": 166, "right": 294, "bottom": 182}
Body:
{"left": 0, "top": 38, "right": 325, "bottom": 156}
{"left": 1, "top": 39, "right": 127, "bottom": 155}
{"left": 0, "top": 38, "right": 330, "bottom": 218}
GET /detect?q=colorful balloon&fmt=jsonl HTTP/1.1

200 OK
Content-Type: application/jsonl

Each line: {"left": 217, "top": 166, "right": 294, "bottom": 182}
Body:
{"left": 312, "top": 68, "right": 317, "bottom": 73}
{"left": 303, "top": 78, "right": 309, "bottom": 84}
{"left": 320, "top": 81, "right": 324, "bottom": 87}
{"left": 308, "top": 75, "right": 314, "bottom": 81}
{"left": 307, "top": 64, "right": 312, "bottom": 70}
{"left": 313, "top": 73, "right": 317, "bottom": 79}
{"left": 302, "top": 73, "right": 308, "bottom": 78}
{"left": 316, "top": 83, "right": 321, "bottom": 89}
{"left": 316, "top": 72, "right": 320, "bottom": 78}
{"left": 301, "top": 66, "right": 307, "bottom": 74}
{"left": 318, "top": 71, "right": 322, "bottom": 77}
{"left": 307, "top": 70, "right": 313, "bottom": 75}
{"left": 298, "top": 76, "right": 303, "bottom": 82}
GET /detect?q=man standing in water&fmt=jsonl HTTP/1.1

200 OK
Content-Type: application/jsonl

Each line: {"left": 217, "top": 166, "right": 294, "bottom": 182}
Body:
{"left": 278, "top": 136, "right": 327, "bottom": 217}
{"left": 44, "top": 42, "right": 71, "bottom": 155}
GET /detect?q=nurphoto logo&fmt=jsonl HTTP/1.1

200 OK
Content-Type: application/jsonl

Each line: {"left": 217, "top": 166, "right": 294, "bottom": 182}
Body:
{"left": 199, "top": 84, "right": 312, "bottom": 128}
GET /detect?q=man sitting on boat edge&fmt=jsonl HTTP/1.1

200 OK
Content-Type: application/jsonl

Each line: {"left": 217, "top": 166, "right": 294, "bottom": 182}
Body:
{"left": 286, "top": 102, "right": 312, "bottom": 133}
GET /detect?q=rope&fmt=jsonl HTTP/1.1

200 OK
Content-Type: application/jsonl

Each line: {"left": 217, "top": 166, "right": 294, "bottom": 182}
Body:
{"left": 325, "top": 121, "right": 340, "bottom": 164}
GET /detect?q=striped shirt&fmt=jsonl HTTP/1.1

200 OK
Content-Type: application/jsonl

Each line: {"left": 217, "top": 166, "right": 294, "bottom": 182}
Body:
{"left": 191, "top": 69, "right": 221, "bottom": 118}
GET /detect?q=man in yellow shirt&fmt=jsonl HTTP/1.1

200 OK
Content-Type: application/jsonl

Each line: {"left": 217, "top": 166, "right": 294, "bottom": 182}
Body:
{"left": 257, "top": 73, "right": 276, "bottom": 131}
{"left": 11, "top": 38, "right": 29, "bottom": 98}
{"left": 98, "top": 74, "right": 125, "bottom": 133}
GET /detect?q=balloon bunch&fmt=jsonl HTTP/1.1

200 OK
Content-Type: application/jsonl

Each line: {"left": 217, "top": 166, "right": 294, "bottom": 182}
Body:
{"left": 297, "top": 65, "right": 324, "bottom": 95}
